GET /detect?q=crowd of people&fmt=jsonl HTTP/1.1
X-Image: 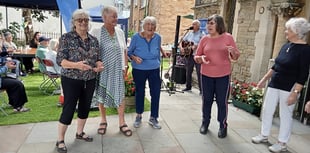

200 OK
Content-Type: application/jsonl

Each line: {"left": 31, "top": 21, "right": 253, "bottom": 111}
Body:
{"left": 0, "top": 4, "right": 310, "bottom": 153}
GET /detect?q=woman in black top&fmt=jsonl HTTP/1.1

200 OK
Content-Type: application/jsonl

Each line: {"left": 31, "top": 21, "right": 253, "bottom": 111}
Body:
{"left": 252, "top": 17, "right": 310, "bottom": 153}
{"left": 29, "top": 32, "right": 41, "bottom": 48}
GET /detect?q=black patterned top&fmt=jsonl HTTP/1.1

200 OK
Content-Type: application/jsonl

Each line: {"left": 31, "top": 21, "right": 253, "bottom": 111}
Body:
{"left": 56, "top": 31, "right": 101, "bottom": 81}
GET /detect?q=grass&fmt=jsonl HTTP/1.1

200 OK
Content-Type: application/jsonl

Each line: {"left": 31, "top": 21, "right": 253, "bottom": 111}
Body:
{"left": 0, "top": 72, "right": 150, "bottom": 126}
{"left": 0, "top": 58, "right": 170, "bottom": 126}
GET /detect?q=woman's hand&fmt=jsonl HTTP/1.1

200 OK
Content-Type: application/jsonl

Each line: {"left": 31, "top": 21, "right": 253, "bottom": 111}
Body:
{"left": 194, "top": 56, "right": 203, "bottom": 64}
{"left": 77, "top": 61, "right": 92, "bottom": 71}
{"left": 257, "top": 79, "right": 266, "bottom": 89}
{"left": 305, "top": 101, "right": 310, "bottom": 113}
{"left": 287, "top": 92, "right": 298, "bottom": 106}
{"left": 132, "top": 55, "right": 143, "bottom": 64}
{"left": 93, "top": 61, "right": 104, "bottom": 72}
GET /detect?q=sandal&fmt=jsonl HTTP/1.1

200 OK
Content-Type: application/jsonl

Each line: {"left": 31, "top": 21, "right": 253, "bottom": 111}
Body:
{"left": 119, "top": 124, "right": 132, "bottom": 137}
{"left": 56, "top": 140, "right": 67, "bottom": 153}
{"left": 76, "top": 132, "right": 93, "bottom": 142}
{"left": 97, "top": 122, "right": 108, "bottom": 135}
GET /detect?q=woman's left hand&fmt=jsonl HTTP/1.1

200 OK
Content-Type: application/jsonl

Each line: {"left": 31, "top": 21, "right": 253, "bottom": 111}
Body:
{"left": 93, "top": 61, "right": 104, "bottom": 72}
{"left": 287, "top": 92, "right": 298, "bottom": 106}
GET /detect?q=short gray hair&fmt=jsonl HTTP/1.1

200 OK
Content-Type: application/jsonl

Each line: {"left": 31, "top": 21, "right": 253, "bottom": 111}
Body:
{"left": 101, "top": 5, "right": 117, "bottom": 17}
{"left": 285, "top": 17, "right": 310, "bottom": 39}
{"left": 141, "top": 16, "right": 157, "bottom": 31}
{"left": 70, "top": 9, "right": 91, "bottom": 31}
{"left": 192, "top": 20, "right": 200, "bottom": 26}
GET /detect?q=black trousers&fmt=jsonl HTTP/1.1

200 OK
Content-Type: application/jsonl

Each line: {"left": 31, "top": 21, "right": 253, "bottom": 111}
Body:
{"left": 59, "top": 77, "right": 96, "bottom": 125}
{"left": 185, "top": 55, "right": 201, "bottom": 91}
{"left": 1, "top": 77, "right": 28, "bottom": 109}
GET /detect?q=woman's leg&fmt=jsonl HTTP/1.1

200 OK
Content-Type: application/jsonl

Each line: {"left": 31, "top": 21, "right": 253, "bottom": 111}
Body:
{"left": 201, "top": 75, "right": 215, "bottom": 127}
{"left": 214, "top": 75, "right": 230, "bottom": 129}
{"left": 261, "top": 87, "right": 279, "bottom": 136}
{"left": 148, "top": 68, "right": 161, "bottom": 118}
{"left": 132, "top": 69, "right": 147, "bottom": 115}
{"left": 1, "top": 77, "right": 28, "bottom": 109}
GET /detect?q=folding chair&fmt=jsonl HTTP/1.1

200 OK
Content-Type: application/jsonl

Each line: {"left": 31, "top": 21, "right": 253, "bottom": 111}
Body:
{"left": 36, "top": 56, "right": 49, "bottom": 92}
{"left": 0, "top": 90, "right": 9, "bottom": 116}
{"left": 42, "top": 59, "right": 61, "bottom": 95}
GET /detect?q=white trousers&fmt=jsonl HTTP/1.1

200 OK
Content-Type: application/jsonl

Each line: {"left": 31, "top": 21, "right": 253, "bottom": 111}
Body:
{"left": 261, "top": 87, "right": 296, "bottom": 143}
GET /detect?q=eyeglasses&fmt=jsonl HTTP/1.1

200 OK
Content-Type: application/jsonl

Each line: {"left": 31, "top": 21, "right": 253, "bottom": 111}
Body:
{"left": 75, "top": 18, "right": 89, "bottom": 23}
{"left": 207, "top": 21, "right": 215, "bottom": 25}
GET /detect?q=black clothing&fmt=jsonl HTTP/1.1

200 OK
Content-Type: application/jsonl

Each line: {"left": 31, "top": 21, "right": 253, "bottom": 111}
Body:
{"left": 269, "top": 43, "right": 310, "bottom": 92}
{"left": 1, "top": 77, "right": 28, "bottom": 109}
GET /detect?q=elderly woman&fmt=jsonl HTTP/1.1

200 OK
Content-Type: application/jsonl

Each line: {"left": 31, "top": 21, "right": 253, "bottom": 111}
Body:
{"left": 91, "top": 5, "right": 132, "bottom": 136}
{"left": 252, "top": 17, "right": 310, "bottom": 153}
{"left": 55, "top": 9, "right": 103, "bottom": 153}
{"left": 194, "top": 14, "right": 240, "bottom": 138}
{"left": 128, "top": 16, "right": 162, "bottom": 129}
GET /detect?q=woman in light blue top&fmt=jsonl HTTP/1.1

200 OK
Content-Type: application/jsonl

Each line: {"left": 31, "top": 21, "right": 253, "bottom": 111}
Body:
{"left": 128, "top": 16, "right": 162, "bottom": 129}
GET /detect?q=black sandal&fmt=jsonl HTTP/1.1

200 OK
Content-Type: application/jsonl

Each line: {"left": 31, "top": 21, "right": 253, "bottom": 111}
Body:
{"left": 56, "top": 140, "right": 67, "bottom": 153}
{"left": 76, "top": 132, "right": 93, "bottom": 142}
{"left": 119, "top": 124, "right": 132, "bottom": 137}
{"left": 97, "top": 122, "right": 108, "bottom": 135}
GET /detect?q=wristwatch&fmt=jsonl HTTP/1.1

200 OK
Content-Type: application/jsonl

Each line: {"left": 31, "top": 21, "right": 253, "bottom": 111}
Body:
{"left": 293, "top": 89, "right": 300, "bottom": 94}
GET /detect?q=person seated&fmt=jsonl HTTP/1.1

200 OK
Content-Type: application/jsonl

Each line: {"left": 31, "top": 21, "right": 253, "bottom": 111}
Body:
{"left": 46, "top": 38, "right": 61, "bottom": 74}
{"left": 0, "top": 33, "right": 22, "bottom": 78}
{"left": 29, "top": 32, "right": 41, "bottom": 48}
{"left": 0, "top": 58, "right": 30, "bottom": 112}
{"left": 35, "top": 36, "right": 51, "bottom": 72}
{"left": 2, "top": 31, "right": 27, "bottom": 76}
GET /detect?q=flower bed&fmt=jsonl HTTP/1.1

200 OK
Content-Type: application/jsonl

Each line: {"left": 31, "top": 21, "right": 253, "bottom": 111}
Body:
{"left": 230, "top": 80, "right": 264, "bottom": 116}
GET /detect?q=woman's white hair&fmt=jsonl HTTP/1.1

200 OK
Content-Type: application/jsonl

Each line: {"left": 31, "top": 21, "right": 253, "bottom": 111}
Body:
{"left": 285, "top": 17, "right": 310, "bottom": 39}
{"left": 141, "top": 16, "right": 157, "bottom": 31}
{"left": 101, "top": 5, "right": 117, "bottom": 17}
{"left": 70, "top": 9, "right": 91, "bottom": 31}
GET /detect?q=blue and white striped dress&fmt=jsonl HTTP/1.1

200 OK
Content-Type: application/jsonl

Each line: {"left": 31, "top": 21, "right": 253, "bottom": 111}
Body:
{"left": 94, "top": 26, "right": 125, "bottom": 107}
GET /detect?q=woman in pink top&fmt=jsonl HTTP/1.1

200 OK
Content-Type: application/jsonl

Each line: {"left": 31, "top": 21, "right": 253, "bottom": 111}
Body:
{"left": 194, "top": 14, "right": 240, "bottom": 138}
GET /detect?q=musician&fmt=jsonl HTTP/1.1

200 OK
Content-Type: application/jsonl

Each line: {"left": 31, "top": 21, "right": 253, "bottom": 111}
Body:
{"left": 179, "top": 20, "right": 205, "bottom": 94}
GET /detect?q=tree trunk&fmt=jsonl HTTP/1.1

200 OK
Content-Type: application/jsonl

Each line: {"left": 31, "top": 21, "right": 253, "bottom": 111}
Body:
{"left": 22, "top": 9, "right": 33, "bottom": 45}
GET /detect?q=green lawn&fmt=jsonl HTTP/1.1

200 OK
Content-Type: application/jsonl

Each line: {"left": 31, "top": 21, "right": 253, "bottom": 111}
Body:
{"left": 0, "top": 58, "right": 171, "bottom": 126}
{"left": 0, "top": 72, "right": 150, "bottom": 126}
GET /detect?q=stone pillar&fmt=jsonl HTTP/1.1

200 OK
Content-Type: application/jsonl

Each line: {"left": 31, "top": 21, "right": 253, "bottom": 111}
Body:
{"left": 272, "top": 15, "right": 288, "bottom": 58}
{"left": 269, "top": 0, "right": 303, "bottom": 58}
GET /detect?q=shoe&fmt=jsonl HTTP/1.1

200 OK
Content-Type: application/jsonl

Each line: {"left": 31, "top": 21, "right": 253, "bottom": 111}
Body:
{"left": 218, "top": 127, "right": 227, "bottom": 138}
{"left": 13, "top": 107, "right": 30, "bottom": 112}
{"left": 148, "top": 117, "right": 161, "bottom": 129}
{"left": 56, "top": 140, "right": 67, "bottom": 153}
{"left": 119, "top": 124, "right": 132, "bottom": 137}
{"left": 251, "top": 134, "right": 268, "bottom": 144}
{"left": 133, "top": 116, "right": 142, "bottom": 128}
{"left": 199, "top": 124, "right": 208, "bottom": 134}
{"left": 268, "top": 142, "right": 287, "bottom": 153}
{"left": 97, "top": 122, "right": 107, "bottom": 135}
{"left": 75, "top": 132, "right": 93, "bottom": 142}
{"left": 182, "top": 88, "right": 191, "bottom": 92}
{"left": 20, "top": 72, "right": 27, "bottom": 77}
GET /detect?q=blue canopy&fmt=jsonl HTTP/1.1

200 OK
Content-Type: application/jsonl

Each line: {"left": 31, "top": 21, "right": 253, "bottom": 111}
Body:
{"left": 87, "top": 5, "right": 129, "bottom": 41}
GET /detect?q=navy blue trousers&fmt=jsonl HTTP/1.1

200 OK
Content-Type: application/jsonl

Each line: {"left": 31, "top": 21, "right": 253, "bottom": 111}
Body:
{"left": 201, "top": 75, "right": 230, "bottom": 128}
{"left": 132, "top": 68, "right": 161, "bottom": 118}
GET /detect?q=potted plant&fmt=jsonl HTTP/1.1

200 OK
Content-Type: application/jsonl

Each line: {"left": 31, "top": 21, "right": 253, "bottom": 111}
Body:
{"left": 230, "top": 80, "right": 264, "bottom": 116}
{"left": 124, "top": 71, "right": 135, "bottom": 107}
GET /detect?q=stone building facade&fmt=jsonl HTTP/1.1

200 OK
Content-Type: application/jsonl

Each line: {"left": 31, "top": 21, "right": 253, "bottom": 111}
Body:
{"left": 129, "top": 0, "right": 195, "bottom": 45}
{"left": 194, "top": 0, "right": 308, "bottom": 83}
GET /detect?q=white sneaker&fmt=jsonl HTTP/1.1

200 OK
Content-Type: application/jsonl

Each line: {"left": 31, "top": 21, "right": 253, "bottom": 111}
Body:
{"left": 251, "top": 134, "right": 268, "bottom": 144}
{"left": 148, "top": 117, "right": 161, "bottom": 129}
{"left": 268, "top": 143, "right": 287, "bottom": 153}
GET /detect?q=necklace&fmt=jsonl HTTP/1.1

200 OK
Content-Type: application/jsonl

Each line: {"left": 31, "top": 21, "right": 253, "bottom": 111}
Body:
{"left": 286, "top": 43, "right": 295, "bottom": 53}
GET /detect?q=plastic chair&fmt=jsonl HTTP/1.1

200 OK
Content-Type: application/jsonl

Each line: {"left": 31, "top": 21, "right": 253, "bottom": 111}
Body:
{"left": 42, "top": 59, "right": 60, "bottom": 95}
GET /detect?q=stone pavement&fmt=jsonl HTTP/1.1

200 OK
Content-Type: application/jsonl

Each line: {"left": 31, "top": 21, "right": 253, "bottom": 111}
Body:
{"left": 1, "top": 85, "right": 310, "bottom": 153}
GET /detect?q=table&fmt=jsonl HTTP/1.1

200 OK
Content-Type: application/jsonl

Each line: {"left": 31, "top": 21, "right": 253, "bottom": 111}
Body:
{"left": 12, "top": 48, "right": 36, "bottom": 73}
{"left": 12, "top": 48, "right": 36, "bottom": 58}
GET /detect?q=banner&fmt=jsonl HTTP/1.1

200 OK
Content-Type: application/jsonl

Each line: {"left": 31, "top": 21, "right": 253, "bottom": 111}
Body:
{"left": 56, "top": 0, "right": 79, "bottom": 32}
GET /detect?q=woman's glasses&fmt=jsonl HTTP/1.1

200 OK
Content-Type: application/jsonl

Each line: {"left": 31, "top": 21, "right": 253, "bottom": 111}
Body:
{"left": 207, "top": 21, "right": 215, "bottom": 25}
{"left": 75, "top": 18, "right": 89, "bottom": 23}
